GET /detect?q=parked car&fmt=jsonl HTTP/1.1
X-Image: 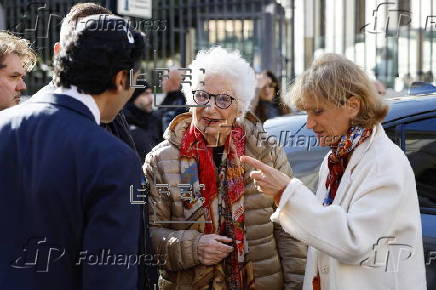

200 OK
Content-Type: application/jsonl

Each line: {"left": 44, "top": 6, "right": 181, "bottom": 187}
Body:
{"left": 264, "top": 94, "right": 436, "bottom": 289}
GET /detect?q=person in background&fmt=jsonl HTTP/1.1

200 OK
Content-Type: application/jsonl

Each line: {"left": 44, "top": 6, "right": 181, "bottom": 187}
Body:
{"left": 158, "top": 67, "right": 188, "bottom": 131}
{"left": 124, "top": 81, "right": 163, "bottom": 163}
{"left": 0, "top": 14, "right": 146, "bottom": 290}
{"left": 241, "top": 54, "right": 426, "bottom": 290}
{"left": 253, "top": 70, "right": 290, "bottom": 122}
{"left": 0, "top": 31, "right": 36, "bottom": 111}
{"left": 373, "top": 80, "right": 386, "bottom": 96}
{"left": 144, "top": 47, "right": 306, "bottom": 290}
{"left": 33, "top": 3, "right": 136, "bottom": 150}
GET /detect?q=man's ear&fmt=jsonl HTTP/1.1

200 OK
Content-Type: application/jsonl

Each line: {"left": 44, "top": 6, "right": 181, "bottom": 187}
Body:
{"left": 113, "top": 70, "right": 129, "bottom": 91}
{"left": 53, "top": 42, "right": 61, "bottom": 55}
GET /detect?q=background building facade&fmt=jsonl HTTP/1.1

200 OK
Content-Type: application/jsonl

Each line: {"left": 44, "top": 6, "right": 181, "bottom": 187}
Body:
{"left": 295, "top": 0, "right": 436, "bottom": 91}
{"left": 0, "top": 0, "right": 435, "bottom": 95}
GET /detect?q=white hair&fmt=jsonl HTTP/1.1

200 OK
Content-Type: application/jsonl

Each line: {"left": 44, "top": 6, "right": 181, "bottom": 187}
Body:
{"left": 182, "top": 47, "right": 256, "bottom": 113}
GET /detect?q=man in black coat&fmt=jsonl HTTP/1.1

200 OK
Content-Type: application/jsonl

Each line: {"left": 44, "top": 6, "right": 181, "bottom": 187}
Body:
{"left": 158, "top": 68, "right": 188, "bottom": 131}
{"left": 0, "top": 15, "right": 145, "bottom": 290}
{"left": 124, "top": 81, "right": 163, "bottom": 163}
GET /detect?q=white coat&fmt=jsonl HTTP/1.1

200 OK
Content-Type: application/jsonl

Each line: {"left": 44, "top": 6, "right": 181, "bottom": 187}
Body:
{"left": 271, "top": 124, "right": 427, "bottom": 290}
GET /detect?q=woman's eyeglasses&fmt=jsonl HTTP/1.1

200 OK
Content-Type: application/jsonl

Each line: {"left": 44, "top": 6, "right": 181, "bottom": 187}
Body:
{"left": 192, "top": 90, "right": 236, "bottom": 109}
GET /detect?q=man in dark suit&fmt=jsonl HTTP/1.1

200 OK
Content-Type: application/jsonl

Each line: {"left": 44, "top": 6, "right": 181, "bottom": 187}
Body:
{"left": 124, "top": 81, "right": 163, "bottom": 163}
{"left": 34, "top": 3, "right": 137, "bottom": 151}
{"left": 32, "top": 4, "right": 157, "bottom": 287}
{"left": 0, "top": 14, "right": 145, "bottom": 290}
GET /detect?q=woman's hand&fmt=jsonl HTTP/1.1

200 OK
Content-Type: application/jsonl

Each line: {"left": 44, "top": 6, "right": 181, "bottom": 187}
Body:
{"left": 240, "top": 155, "right": 291, "bottom": 198}
{"left": 198, "top": 234, "right": 233, "bottom": 265}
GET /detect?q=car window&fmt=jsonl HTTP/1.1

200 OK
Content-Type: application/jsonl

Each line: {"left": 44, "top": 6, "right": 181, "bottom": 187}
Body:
{"left": 403, "top": 118, "right": 436, "bottom": 209}
{"left": 385, "top": 126, "right": 401, "bottom": 146}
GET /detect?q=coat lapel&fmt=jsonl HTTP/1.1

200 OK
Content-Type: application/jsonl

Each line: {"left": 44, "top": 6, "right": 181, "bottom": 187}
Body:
{"left": 330, "top": 124, "right": 380, "bottom": 206}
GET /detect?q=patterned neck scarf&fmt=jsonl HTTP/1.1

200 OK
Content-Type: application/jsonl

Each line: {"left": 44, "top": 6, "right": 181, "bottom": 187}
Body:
{"left": 179, "top": 124, "right": 255, "bottom": 290}
{"left": 323, "top": 126, "right": 373, "bottom": 206}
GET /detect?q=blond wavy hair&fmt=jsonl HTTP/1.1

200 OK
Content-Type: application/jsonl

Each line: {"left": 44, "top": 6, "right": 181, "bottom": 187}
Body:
{"left": 288, "top": 53, "right": 388, "bottom": 128}
{"left": 0, "top": 31, "right": 36, "bottom": 71}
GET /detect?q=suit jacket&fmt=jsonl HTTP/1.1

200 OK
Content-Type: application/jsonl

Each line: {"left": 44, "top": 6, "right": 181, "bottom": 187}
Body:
{"left": 34, "top": 82, "right": 137, "bottom": 152}
{"left": 272, "top": 124, "right": 427, "bottom": 290}
{"left": 0, "top": 93, "right": 143, "bottom": 290}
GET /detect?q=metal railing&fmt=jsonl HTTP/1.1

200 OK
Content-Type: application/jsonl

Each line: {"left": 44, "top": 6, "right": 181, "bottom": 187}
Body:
{"left": 1, "top": 0, "right": 293, "bottom": 94}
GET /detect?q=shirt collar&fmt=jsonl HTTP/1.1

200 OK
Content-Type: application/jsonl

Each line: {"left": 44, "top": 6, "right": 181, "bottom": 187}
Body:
{"left": 54, "top": 85, "right": 100, "bottom": 125}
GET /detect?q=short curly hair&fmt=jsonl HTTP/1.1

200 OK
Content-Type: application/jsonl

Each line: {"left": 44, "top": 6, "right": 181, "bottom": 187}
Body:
{"left": 182, "top": 47, "right": 256, "bottom": 113}
{"left": 53, "top": 16, "right": 145, "bottom": 95}
{"left": 0, "top": 31, "right": 36, "bottom": 71}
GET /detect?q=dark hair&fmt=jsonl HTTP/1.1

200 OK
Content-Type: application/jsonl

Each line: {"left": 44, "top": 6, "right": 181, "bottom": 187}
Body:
{"left": 129, "top": 80, "right": 151, "bottom": 102}
{"left": 54, "top": 18, "right": 145, "bottom": 95}
{"left": 255, "top": 70, "right": 291, "bottom": 122}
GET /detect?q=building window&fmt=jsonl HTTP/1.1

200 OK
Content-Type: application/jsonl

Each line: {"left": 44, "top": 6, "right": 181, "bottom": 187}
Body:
{"left": 398, "top": 0, "right": 410, "bottom": 17}
{"left": 354, "top": 0, "right": 365, "bottom": 43}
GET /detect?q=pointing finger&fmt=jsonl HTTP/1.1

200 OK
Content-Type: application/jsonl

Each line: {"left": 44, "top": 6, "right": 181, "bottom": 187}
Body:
{"left": 240, "top": 155, "right": 271, "bottom": 172}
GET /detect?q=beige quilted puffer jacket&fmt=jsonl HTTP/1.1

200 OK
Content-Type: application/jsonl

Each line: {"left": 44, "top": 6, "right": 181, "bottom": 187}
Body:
{"left": 143, "top": 112, "right": 307, "bottom": 290}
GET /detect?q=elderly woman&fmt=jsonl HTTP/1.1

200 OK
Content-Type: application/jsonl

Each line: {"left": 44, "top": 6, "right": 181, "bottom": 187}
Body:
{"left": 241, "top": 54, "right": 427, "bottom": 290}
{"left": 144, "top": 47, "right": 306, "bottom": 289}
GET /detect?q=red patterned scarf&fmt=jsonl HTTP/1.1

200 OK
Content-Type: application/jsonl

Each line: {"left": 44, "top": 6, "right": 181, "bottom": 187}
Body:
{"left": 324, "top": 126, "right": 373, "bottom": 206}
{"left": 180, "top": 124, "right": 255, "bottom": 289}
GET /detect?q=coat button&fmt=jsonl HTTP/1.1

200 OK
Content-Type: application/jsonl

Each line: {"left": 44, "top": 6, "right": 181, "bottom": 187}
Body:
{"left": 320, "top": 265, "right": 329, "bottom": 274}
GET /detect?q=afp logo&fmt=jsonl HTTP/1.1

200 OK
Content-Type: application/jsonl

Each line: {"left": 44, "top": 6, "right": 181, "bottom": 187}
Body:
{"left": 360, "top": 236, "right": 414, "bottom": 272}
{"left": 11, "top": 237, "right": 65, "bottom": 272}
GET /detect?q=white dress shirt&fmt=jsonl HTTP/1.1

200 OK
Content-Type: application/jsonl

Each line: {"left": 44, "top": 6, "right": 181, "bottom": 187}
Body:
{"left": 35, "top": 84, "right": 101, "bottom": 125}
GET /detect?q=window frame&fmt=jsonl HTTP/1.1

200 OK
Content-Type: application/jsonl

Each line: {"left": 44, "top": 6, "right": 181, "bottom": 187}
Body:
{"left": 384, "top": 113, "right": 436, "bottom": 213}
